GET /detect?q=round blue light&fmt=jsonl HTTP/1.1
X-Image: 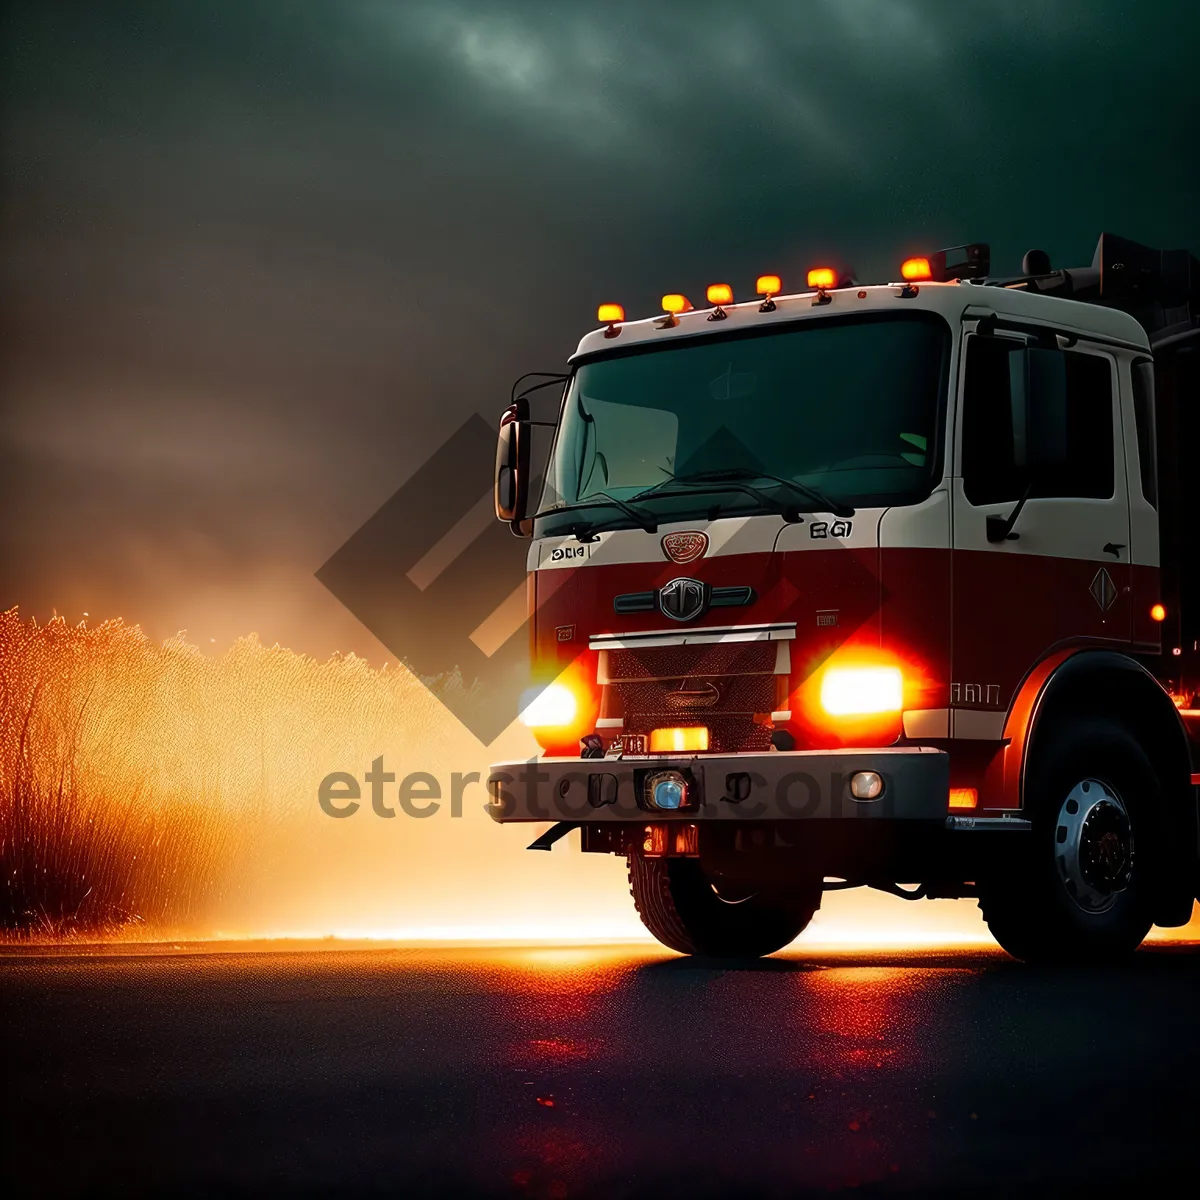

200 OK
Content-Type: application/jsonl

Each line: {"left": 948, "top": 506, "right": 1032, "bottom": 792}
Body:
{"left": 653, "top": 777, "right": 686, "bottom": 810}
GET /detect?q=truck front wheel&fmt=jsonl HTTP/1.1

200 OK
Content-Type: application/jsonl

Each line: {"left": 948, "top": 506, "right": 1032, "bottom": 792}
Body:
{"left": 978, "top": 722, "right": 1158, "bottom": 963}
{"left": 628, "top": 855, "right": 820, "bottom": 958}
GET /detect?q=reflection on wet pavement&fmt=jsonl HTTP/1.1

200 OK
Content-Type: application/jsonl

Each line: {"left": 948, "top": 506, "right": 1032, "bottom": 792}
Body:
{"left": 4, "top": 942, "right": 1200, "bottom": 1195}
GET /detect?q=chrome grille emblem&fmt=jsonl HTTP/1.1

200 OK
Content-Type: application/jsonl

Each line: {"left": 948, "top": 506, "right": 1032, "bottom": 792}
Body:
{"left": 661, "top": 530, "right": 709, "bottom": 564}
{"left": 658, "top": 577, "right": 708, "bottom": 623}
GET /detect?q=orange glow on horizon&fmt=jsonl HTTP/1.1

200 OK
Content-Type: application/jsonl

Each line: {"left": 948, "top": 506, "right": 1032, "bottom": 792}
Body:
{"left": 74, "top": 921, "right": 1200, "bottom": 952}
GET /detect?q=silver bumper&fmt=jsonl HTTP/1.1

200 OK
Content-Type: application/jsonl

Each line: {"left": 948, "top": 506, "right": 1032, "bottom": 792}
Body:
{"left": 486, "top": 747, "right": 950, "bottom": 823}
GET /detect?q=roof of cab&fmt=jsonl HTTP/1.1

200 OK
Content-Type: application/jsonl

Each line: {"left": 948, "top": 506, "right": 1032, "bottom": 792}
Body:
{"left": 570, "top": 280, "right": 1151, "bottom": 361}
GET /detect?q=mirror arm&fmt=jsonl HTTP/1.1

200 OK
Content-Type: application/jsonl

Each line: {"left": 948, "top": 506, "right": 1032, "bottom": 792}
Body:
{"left": 986, "top": 480, "right": 1033, "bottom": 543}
{"left": 510, "top": 372, "right": 569, "bottom": 404}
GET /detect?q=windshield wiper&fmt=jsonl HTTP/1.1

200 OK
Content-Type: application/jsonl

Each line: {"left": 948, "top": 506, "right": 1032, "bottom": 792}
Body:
{"left": 638, "top": 479, "right": 806, "bottom": 524}
{"left": 533, "top": 491, "right": 658, "bottom": 538}
{"left": 634, "top": 467, "right": 854, "bottom": 519}
{"left": 698, "top": 467, "right": 854, "bottom": 518}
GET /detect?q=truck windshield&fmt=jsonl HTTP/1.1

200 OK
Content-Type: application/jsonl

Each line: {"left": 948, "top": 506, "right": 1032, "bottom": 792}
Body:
{"left": 536, "top": 311, "right": 949, "bottom": 539}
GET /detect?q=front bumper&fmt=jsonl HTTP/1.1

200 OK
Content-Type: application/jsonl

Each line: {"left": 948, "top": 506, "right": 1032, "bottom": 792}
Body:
{"left": 486, "top": 747, "right": 950, "bottom": 823}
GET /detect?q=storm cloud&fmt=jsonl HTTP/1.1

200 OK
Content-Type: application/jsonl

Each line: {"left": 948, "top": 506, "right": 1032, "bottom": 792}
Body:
{"left": 1, "top": 0, "right": 1196, "bottom": 654}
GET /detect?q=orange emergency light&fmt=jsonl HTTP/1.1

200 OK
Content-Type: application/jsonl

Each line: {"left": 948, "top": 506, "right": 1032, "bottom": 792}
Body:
{"left": 648, "top": 726, "right": 709, "bottom": 753}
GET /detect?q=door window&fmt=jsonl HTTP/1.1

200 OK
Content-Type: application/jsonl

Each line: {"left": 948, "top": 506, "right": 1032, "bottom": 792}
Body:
{"left": 962, "top": 336, "right": 1115, "bottom": 505}
{"left": 1131, "top": 358, "right": 1157, "bottom": 509}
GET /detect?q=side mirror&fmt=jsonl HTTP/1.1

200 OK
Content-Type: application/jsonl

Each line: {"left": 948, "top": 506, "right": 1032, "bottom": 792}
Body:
{"left": 987, "top": 344, "right": 1068, "bottom": 544}
{"left": 1009, "top": 345, "right": 1068, "bottom": 474}
{"left": 494, "top": 400, "right": 531, "bottom": 531}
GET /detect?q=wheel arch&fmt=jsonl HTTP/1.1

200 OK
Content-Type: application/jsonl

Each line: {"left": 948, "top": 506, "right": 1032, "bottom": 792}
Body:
{"left": 1016, "top": 649, "right": 1197, "bottom": 924}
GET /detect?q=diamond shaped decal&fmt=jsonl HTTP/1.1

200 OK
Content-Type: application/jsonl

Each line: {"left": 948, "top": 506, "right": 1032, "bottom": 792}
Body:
{"left": 1090, "top": 567, "right": 1117, "bottom": 611}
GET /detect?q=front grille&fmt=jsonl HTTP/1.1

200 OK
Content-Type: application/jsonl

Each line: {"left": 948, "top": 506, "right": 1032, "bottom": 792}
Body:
{"left": 607, "top": 642, "right": 776, "bottom": 681}
{"left": 605, "top": 640, "right": 779, "bottom": 754}
{"left": 618, "top": 674, "right": 774, "bottom": 716}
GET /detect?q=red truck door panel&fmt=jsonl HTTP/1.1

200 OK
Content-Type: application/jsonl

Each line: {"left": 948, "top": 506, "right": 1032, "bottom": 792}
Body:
{"left": 951, "top": 333, "right": 1132, "bottom": 727}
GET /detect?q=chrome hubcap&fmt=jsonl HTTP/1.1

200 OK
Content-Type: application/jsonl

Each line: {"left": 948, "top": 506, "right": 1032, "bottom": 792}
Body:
{"left": 1055, "top": 778, "right": 1133, "bottom": 913}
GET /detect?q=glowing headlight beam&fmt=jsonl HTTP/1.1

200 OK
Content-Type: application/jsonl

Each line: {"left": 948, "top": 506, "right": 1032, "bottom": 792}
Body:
{"left": 820, "top": 667, "right": 903, "bottom": 717}
{"left": 519, "top": 682, "right": 578, "bottom": 729}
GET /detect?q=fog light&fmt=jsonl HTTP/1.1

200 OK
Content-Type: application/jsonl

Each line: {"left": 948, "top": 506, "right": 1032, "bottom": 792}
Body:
{"left": 647, "top": 770, "right": 688, "bottom": 811}
{"left": 849, "top": 770, "right": 885, "bottom": 801}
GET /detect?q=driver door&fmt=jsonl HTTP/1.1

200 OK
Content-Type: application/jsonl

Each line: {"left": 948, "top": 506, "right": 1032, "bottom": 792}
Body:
{"left": 951, "top": 327, "right": 1131, "bottom": 734}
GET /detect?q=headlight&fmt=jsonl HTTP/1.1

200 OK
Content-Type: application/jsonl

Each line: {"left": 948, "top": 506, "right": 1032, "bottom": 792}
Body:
{"left": 519, "top": 682, "right": 578, "bottom": 728}
{"left": 820, "top": 666, "right": 903, "bottom": 716}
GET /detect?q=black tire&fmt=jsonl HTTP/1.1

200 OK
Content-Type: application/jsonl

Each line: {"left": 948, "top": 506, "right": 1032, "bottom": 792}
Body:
{"left": 978, "top": 720, "right": 1159, "bottom": 963}
{"left": 627, "top": 855, "right": 820, "bottom": 958}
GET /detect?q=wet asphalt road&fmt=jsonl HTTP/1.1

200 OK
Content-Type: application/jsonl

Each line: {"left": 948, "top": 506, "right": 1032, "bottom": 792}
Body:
{"left": 3, "top": 941, "right": 1200, "bottom": 1197}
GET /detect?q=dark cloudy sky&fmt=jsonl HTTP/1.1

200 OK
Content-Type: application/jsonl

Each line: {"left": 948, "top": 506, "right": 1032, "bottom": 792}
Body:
{"left": 2, "top": 0, "right": 1197, "bottom": 657}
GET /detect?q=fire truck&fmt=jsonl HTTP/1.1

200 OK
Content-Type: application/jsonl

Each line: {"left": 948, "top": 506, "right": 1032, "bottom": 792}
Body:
{"left": 487, "top": 233, "right": 1200, "bottom": 962}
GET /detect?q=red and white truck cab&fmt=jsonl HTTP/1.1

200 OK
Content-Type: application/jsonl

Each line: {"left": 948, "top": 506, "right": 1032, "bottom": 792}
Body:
{"left": 487, "top": 235, "right": 1200, "bottom": 961}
